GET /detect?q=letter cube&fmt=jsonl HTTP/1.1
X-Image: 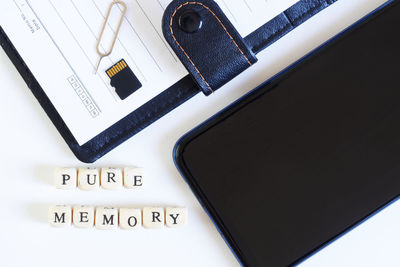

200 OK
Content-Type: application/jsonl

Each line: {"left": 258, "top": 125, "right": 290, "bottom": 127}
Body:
{"left": 119, "top": 208, "right": 142, "bottom": 230}
{"left": 166, "top": 207, "right": 188, "bottom": 228}
{"left": 95, "top": 207, "right": 118, "bottom": 230}
{"left": 123, "top": 167, "right": 144, "bottom": 189}
{"left": 73, "top": 206, "right": 95, "bottom": 228}
{"left": 54, "top": 167, "right": 77, "bottom": 189}
{"left": 143, "top": 207, "right": 164, "bottom": 229}
{"left": 100, "top": 168, "right": 123, "bottom": 190}
{"left": 78, "top": 168, "right": 100, "bottom": 191}
{"left": 48, "top": 205, "right": 72, "bottom": 227}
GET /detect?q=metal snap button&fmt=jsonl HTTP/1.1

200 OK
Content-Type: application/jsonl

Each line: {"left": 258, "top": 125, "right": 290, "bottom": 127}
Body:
{"left": 178, "top": 10, "right": 202, "bottom": 33}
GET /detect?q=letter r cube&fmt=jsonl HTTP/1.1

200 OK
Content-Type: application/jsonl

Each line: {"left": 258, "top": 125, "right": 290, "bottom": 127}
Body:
{"left": 101, "top": 167, "right": 123, "bottom": 190}
{"left": 143, "top": 207, "right": 164, "bottom": 229}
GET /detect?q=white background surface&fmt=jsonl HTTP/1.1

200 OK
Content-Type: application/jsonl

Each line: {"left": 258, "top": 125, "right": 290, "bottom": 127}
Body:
{"left": 1, "top": 0, "right": 399, "bottom": 266}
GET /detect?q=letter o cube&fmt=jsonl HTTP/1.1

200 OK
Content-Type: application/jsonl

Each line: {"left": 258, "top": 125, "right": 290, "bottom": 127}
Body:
{"left": 119, "top": 208, "right": 142, "bottom": 230}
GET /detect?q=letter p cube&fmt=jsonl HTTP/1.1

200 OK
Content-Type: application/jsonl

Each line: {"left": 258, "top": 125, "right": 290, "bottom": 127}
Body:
{"left": 54, "top": 168, "right": 77, "bottom": 189}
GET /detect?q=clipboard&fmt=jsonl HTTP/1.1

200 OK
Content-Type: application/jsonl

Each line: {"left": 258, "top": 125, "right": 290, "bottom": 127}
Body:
{"left": 0, "top": 0, "right": 337, "bottom": 162}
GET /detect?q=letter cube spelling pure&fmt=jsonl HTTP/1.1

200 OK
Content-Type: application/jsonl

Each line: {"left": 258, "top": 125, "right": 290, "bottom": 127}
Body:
{"left": 100, "top": 167, "right": 123, "bottom": 190}
{"left": 54, "top": 168, "right": 77, "bottom": 189}
{"left": 78, "top": 168, "right": 100, "bottom": 191}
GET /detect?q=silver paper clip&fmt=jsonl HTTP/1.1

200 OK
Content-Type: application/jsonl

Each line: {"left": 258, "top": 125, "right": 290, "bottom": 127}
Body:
{"left": 95, "top": 1, "right": 127, "bottom": 74}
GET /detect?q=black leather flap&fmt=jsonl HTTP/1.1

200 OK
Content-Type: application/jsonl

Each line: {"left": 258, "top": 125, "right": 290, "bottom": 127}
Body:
{"left": 162, "top": 0, "right": 258, "bottom": 96}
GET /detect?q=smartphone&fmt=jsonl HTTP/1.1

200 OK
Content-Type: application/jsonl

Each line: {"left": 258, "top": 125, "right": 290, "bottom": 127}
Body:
{"left": 174, "top": 1, "right": 400, "bottom": 266}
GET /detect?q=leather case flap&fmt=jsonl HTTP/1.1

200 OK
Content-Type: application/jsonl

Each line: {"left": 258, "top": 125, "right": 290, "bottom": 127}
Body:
{"left": 162, "top": 0, "right": 258, "bottom": 96}
{"left": 0, "top": 0, "right": 337, "bottom": 162}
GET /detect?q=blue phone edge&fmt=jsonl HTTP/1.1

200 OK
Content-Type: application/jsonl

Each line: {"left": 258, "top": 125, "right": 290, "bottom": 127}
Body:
{"left": 173, "top": 1, "right": 397, "bottom": 266}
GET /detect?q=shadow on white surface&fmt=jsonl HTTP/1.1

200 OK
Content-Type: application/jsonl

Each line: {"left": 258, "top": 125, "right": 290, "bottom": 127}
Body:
{"left": 27, "top": 203, "right": 51, "bottom": 223}
{"left": 34, "top": 166, "right": 55, "bottom": 186}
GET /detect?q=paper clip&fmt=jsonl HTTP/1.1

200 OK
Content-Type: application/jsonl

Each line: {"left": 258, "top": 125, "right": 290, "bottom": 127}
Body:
{"left": 95, "top": 1, "right": 127, "bottom": 74}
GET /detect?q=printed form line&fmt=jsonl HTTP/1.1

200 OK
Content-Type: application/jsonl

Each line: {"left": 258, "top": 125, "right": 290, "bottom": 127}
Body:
{"left": 156, "top": 0, "right": 165, "bottom": 10}
{"left": 12, "top": 0, "right": 22, "bottom": 12}
{"left": 134, "top": 0, "right": 177, "bottom": 63}
{"left": 220, "top": 0, "right": 238, "bottom": 22}
{"left": 115, "top": 3, "right": 163, "bottom": 72}
{"left": 24, "top": 0, "right": 102, "bottom": 113}
{"left": 242, "top": 0, "right": 253, "bottom": 12}
{"left": 48, "top": 0, "right": 118, "bottom": 102}
{"left": 69, "top": 0, "right": 114, "bottom": 67}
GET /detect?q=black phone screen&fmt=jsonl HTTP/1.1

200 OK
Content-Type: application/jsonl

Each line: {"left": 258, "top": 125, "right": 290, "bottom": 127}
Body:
{"left": 175, "top": 1, "right": 400, "bottom": 266}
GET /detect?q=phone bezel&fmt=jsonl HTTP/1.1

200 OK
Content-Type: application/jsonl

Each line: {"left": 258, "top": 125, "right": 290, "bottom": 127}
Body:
{"left": 173, "top": 1, "right": 397, "bottom": 265}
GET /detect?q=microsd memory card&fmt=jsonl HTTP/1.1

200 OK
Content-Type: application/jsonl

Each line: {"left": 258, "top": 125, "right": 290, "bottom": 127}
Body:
{"left": 106, "top": 59, "right": 142, "bottom": 100}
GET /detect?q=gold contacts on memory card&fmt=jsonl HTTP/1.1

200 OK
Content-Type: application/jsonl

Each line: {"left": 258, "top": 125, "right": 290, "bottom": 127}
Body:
{"left": 106, "top": 59, "right": 142, "bottom": 100}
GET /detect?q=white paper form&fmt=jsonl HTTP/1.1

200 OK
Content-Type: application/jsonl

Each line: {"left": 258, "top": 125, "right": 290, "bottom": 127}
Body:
{"left": 0, "top": 0, "right": 298, "bottom": 145}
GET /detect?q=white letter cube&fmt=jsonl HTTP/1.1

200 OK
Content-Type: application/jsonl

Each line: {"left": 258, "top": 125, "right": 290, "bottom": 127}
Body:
{"left": 73, "top": 206, "right": 95, "bottom": 228}
{"left": 54, "top": 168, "right": 77, "bottom": 189}
{"left": 101, "top": 168, "right": 123, "bottom": 190}
{"left": 166, "top": 207, "right": 188, "bottom": 228}
{"left": 143, "top": 207, "right": 164, "bottom": 229}
{"left": 78, "top": 168, "right": 100, "bottom": 191}
{"left": 48, "top": 205, "right": 72, "bottom": 227}
{"left": 124, "top": 168, "right": 145, "bottom": 189}
{"left": 119, "top": 208, "right": 142, "bottom": 230}
{"left": 95, "top": 207, "right": 118, "bottom": 230}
